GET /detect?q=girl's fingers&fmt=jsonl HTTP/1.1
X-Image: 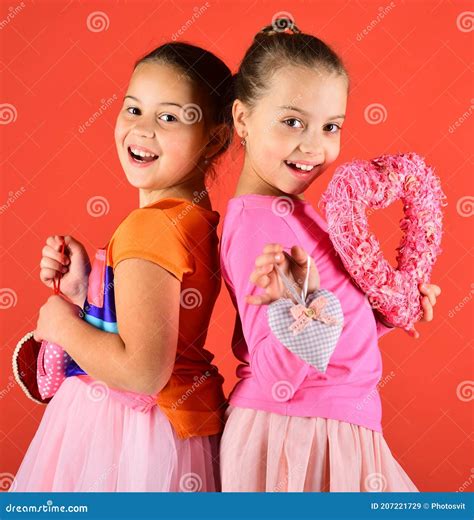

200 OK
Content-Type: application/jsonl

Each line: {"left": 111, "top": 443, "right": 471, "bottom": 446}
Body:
{"left": 420, "top": 283, "right": 441, "bottom": 302}
{"left": 42, "top": 244, "right": 70, "bottom": 266}
{"left": 40, "top": 256, "right": 68, "bottom": 274}
{"left": 421, "top": 284, "right": 437, "bottom": 306}
{"left": 406, "top": 326, "right": 420, "bottom": 339}
{"left": 424, "top": 283, "right": 441, "bottom": 297}
{"left": 253, "top": 273, "right": 270, "bottom": 288}
{"left": 46, "top": 235, "right": 65, "bottom": 253}
{"left": 425, "top": 290, "right": 436, "bottom": 307}
{"left": 262, "top": 243, "right": 284, "bottom": 255}
{"left": 249, "top": 265, "right": 273, "bottom": 284}
{"left": 290, "top": 246, "right": 320, "bottom": 291}
{"left": 245, "top": 293, "right": 273, "bottom": 306}
{"left": 421, "top": 296, "right": 433, "bottom": 322}
{"left": 254, "top": 252, "right": 285, "bottom": 268}
{"left": 39, "top": 268, "right": 58, "bottom": 285}
{"left": 39, "top": 266, "right": 68, "bottom": 285}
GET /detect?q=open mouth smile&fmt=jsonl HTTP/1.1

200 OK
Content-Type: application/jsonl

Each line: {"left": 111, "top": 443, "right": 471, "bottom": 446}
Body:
{"left": 284, "top": 160, "right": 320, "bottom": 177}
{"left": 127, "top": 145, "right": 159, "bottom": 167}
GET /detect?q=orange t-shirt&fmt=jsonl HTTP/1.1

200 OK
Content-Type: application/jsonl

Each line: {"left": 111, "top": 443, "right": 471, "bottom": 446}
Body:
{"left": 73, "top": 197, "right": 227, "bottom": 439}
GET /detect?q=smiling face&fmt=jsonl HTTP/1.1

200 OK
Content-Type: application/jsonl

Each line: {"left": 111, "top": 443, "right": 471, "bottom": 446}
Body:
{"left": 114, "top": 62, "right": 212, "bottom": 197}
{"left": 233, "top": 65, "right": 348, "bottom": 197}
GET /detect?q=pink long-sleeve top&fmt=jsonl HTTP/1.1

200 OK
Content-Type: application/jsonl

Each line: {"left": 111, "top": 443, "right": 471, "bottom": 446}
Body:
{"left": 220, "top": 194, "right": 396, "bottom": 433}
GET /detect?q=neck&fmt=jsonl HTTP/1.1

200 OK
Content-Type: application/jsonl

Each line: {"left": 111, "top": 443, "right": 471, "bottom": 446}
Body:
{"left": 234, "top": 154, "right": 305, "bottom": 201}
{"left": 139, "top": 172, "right": 211, "bottom": 210}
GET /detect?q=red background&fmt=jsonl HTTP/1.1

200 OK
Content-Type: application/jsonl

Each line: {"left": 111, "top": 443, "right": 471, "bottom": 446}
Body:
{"left": 1, "top": 0, "right": 472, "bottom": 492}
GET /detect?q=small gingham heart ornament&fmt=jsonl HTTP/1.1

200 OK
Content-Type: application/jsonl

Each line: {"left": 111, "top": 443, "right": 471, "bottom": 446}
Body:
{"left": 267, "top": 255, "right": 344, "bottom": 372}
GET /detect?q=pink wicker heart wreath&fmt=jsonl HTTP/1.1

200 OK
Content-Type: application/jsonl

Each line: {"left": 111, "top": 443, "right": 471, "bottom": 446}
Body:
{"left": 319, "top": 152, "right": 447, "bottom": 331}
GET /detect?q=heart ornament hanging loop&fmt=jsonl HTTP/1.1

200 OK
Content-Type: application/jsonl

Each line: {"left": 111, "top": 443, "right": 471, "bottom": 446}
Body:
{"left": 267, "top": 253, "right": 344, "bottom": 372}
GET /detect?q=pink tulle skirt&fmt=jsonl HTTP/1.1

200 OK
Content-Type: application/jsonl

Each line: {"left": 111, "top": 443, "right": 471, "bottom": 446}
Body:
{"left": 220, "top": 406, "right": 418, "bottom": 492}
{"left": 11, "top": 376, "right": 221, "bottom": 492}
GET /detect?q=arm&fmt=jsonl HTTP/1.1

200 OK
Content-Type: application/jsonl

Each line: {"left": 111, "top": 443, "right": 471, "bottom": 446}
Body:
{"left": 49, "top": 258, "right": 180, "bottom": 394}
{"left": 222, "top": 211, "right": 311, "bottom": 401}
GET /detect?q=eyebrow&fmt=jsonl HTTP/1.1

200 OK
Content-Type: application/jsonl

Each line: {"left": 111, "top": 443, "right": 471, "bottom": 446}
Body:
{"left": 124, "top": 95, "right": 183, "bottom": 108}
{"left": 278, "top": 105, "right": 345, "bottom": 120}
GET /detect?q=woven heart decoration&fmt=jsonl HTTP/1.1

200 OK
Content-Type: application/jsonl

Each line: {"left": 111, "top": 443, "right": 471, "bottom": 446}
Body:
{"left": 319, "top": 152, "right": 446, "bottom": 331}
{"left": 267, "top": 255, "right": 344, "bottom": 372}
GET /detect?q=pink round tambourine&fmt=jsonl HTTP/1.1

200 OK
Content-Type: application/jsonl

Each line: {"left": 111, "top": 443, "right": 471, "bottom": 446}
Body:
{"left": 319, "top": 152, "right": 447, "bottom": 332}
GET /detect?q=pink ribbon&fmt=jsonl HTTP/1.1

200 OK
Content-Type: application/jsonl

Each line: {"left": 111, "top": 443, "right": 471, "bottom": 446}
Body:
{"left": 289, "top": 296, "right": 340, "bottom": 335}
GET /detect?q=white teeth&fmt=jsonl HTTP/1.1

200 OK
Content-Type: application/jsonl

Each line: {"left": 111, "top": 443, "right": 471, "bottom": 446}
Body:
{"left": 130, "top": 147, "right": 157, "bottom": 158}
{"left": 286, "top": 161, "right": 315, "bottom": 172}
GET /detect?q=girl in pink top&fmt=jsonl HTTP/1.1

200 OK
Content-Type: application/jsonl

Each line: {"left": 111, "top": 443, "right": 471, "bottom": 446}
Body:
{"left": 219, "top": 19, "right": 441, "bottom": 492}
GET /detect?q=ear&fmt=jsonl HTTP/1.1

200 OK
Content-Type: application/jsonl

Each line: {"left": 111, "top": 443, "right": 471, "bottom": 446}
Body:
{"left": 232, "top": 99, "right": 249, "bottom": 139}
{"left": 203, "top": 123, "right": 231, "bottom": 161}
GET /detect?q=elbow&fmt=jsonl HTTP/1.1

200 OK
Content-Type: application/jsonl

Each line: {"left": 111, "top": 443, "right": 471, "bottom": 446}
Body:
{"left": 131, "top": 367, "right": 173, "bottom": 395}
{"left": 129, "top": 376, "right": 162, "bottom": 396}
{"left": 122, "top": 338, "right": 176, "bottom": 395}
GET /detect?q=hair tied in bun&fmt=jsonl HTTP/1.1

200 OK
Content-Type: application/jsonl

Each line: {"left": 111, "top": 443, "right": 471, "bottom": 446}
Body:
{"left": 259, "top": 15, "right": 302, "bottom": 37}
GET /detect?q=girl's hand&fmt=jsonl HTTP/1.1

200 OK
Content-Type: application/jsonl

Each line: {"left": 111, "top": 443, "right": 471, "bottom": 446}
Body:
{"left": 33, "top": 294, "right": 82, "bottom": 345}
{"left": 406, "top": 283, "right": 442, "bottom": 339}
{"left": 246, "top": 244, "right": 320, "bottom": 306}
{"left": 40, "top": 235, "right": 91, "bottom": 306}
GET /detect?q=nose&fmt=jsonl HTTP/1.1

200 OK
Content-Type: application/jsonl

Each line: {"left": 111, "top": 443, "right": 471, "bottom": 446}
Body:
{"left": 299, "top": 131, "right": 325, "bottom": 162}
{"left": 131, "top": 117, "right": 155, "bottom": 139}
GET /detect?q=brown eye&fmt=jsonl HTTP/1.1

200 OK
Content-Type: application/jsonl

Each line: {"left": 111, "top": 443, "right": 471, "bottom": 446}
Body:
{"left": 325, "top": 123, "right": 341, "bottom": 133}
{"left": 127, "top": 107, "right": 140, "bottom": 116}
{"left": 159, "top": 114, "right": 178, "bottom": 123}
{"left": 283, "top": 118, "right": 303, "bottom": 129}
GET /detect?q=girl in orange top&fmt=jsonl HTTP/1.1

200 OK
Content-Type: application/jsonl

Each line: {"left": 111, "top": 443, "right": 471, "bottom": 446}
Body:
{"left": 12, "top": 43, "right": 232, "bottom": 492}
